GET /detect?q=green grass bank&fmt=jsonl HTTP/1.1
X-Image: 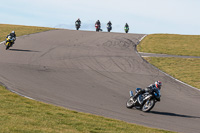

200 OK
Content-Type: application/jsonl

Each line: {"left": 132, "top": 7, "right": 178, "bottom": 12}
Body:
{"left": 0, "top": 24, "right": 175, "bottom": 133}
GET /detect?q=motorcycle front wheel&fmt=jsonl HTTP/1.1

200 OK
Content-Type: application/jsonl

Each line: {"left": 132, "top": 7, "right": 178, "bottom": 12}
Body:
{"left": 142, "top": 99, "right": 155, "bottom": 112}
{"left": 126, "top": 97, "right": 135, "bottom": 108}
{"left": 6, "top": 43, "right": 10, "bottom": 50}
{"left": 76, "top": 26, "right": 79, "bottom": 30}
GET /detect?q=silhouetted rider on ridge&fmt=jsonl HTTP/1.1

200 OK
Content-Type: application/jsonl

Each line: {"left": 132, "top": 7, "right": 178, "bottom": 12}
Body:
{"left": 95, "top": 20, "right": 101, "bottom": 28}
{"left": 75, "top": 18, "right": 81, "bottom": 26}
{"left": 125, "top": 23, "right": 129, "bottom": 28}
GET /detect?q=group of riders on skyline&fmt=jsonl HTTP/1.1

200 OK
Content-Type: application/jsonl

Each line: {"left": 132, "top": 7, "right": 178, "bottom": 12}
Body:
{"left": 75, "top": 18, "right": 129, "bottom": 33}
{"left": 4, "top": 18, "right": 129, "bottom": 50}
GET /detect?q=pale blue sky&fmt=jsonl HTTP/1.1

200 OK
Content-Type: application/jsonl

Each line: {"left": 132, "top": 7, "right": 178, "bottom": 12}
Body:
{"left": 0, "top": 0, "right": 200, "bottom": 35}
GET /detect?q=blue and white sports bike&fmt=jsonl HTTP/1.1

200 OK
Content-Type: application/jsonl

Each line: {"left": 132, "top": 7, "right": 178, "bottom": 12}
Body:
{"left": 126, "top": 88, "right": 161, "bottom": 112}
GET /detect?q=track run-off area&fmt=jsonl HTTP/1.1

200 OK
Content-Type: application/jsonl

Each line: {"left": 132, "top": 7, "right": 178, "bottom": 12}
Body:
{"left": 0, "top": 29, "right": 200, "bottom": 133}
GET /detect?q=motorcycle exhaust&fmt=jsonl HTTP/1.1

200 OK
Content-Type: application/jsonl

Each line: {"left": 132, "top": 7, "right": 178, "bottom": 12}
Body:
{"left": 129, "top": 91, "right": 134, "bottom": 97}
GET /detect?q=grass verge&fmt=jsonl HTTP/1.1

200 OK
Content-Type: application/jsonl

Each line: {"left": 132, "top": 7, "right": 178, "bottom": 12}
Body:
{"left": 138, "top": 34, "right": 200, "bottom": 56}
{"left": 144, "top": 57, "right": 200, "bottom": 89}
{"left": 0, "top": 24, "right": 175, "bottom": 132}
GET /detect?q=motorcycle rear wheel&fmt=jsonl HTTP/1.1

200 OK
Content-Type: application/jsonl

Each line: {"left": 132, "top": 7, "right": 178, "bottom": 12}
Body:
{"left": 142, "top": 99, "right": 155, "bottom": 112}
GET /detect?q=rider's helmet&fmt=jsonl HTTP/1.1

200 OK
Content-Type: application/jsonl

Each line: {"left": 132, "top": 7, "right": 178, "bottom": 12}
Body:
{"left": 12, "top": 31, "right": 15, "bottom": 34}
{"left": 78, "top": 18, "right": 80, "bottom": 21}
{"left": 155, "top": 81, "right": 162, "bottom": 90}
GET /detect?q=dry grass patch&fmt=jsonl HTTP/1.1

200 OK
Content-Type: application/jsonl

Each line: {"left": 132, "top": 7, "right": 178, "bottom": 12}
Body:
{"left": 144, "top": 57, "right": 200, "bottom": 89}
{"left": 138, "top": 34, "right": 200, "bottom": 56}
{"left": 0, "top": 24, "right": 55, "bottom": 42}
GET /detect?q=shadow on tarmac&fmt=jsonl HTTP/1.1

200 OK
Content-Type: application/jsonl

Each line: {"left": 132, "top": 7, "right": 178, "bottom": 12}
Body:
{"left": 150, "top": 111, "right": 200, "bottom": 119}
{"left": 9, "top": 49, "right": 39, "bottom": 52}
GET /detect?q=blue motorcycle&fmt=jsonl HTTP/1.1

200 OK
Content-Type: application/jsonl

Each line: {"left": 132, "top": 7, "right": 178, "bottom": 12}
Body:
{"left": 126, "top": 88, "right": 161, "bottom": 112}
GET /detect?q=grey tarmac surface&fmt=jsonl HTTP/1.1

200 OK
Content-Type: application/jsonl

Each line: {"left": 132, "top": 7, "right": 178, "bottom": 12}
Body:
{"left": 0, "top": 29, "right": 200, "bottom": 133}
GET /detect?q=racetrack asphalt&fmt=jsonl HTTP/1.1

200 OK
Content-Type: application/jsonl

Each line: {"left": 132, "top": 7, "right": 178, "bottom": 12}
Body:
{"left": 0, "top": 29, "right": 200, "bottom": 133}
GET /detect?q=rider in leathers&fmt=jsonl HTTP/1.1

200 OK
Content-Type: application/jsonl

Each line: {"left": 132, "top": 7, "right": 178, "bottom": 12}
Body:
{"left": 125, "top": 23, "right": 129, "bottom": 28}
{"left": 7, "top": 31, "right": 16, "bottom": 39}
{"left": 133, "top": 81, "right": 162, "bottom": 101}
{"left": 95, "top": 20, "right": 101, "bottom": 28}
{"left": 6, "top": 31, "right": 16, "bottom": 46}
{"left": 107, "top": 21, "right": 112, "bottom": 30}
{"left": 75, "top": 18, "right": 81, "bottom": 26}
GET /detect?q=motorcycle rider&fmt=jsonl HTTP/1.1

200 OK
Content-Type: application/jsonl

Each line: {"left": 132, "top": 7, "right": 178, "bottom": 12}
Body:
{"left": 107, "top": 21, "right": 112, "bottom": 30}
{"left": 7, "top": 31, "right": 16, "bottom": 39}
{"left": 133, "top": 81, "right": 162, "bottom": 101}
{"left": 75, "top": 18, "right": 81, "bottom": 26}
{"left": 125, "top": 23, "right": 129, "bottom": 29}
{"left": 6, "top": 31, "right": 16, "bottom": 46}
{"left": 95, "top": 20, "right": 101, "bottom": 28}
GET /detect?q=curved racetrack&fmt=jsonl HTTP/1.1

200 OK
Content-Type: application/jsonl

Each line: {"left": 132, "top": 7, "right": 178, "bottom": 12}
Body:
{"left": 0, "top": 29, "right": 200, "bottom": 133}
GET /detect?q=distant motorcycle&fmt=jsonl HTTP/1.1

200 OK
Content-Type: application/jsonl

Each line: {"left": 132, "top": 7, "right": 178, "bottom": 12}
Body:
{"left": 126, "top": 88, "right": 161, "bottom": 112}
{"left": 124, "top": 27, "right": 129, "bottom": 33}
{"left": 5, "top": 35, "right": 14, "bottom": 50}
{"left": 75, "top": 22, "right": 81, "bottom": 30}
{"left": 107, "top": 25, "right": 112, "bottom": 32}
{"left": 95, "top": 24, "right": 101, "bottom": 32}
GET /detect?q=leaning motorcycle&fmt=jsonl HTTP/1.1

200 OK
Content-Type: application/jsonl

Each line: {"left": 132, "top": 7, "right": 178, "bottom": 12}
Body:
{"left": 5, "top": 35, "right": 14, "bottom": 50}
{"left": 75, "top": 22, "right": 80, "bottom": 30}
{"left": 126, "top": 88, "right": 161, "bottom": 112}
{"left": 107, "top": 25, "right": 112, "bottom": 32}
{"left": 124, "top": 27, "right": 129, "bottom": 33}
{"left": 95, "top": 24, "right": 101, "bottom": 32}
